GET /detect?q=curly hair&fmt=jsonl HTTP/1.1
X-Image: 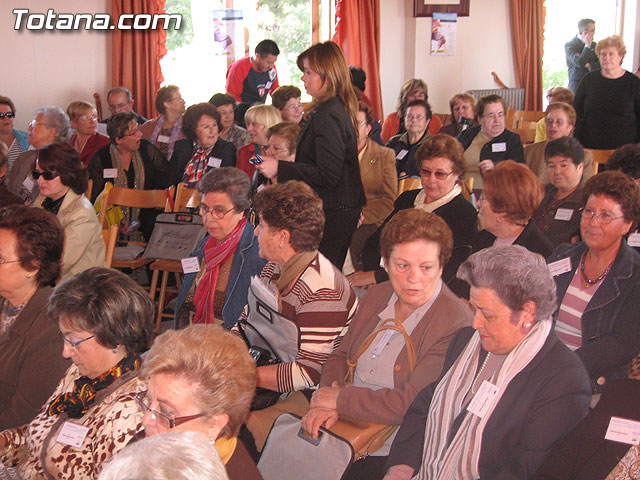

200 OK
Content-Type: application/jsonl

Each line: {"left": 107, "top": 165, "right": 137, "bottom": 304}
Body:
{"left": 182, "top": 103, "right": 221, "bottom": 142}
{"left": 415, "top": 133, "right": 466, "bottom": 175}
{"left": 546, "top": 87, "right": 574, "bottom": 104}
{"left": 267, "top": 122, "right": 300, "bottom": 156}
{"left": 34, "top": 106, "right": 72, "bottom": 143}
{"left": 36, "top": 143, "right": 88, "bottom": 195}
{"left": 607, "top": 144, "right": 640, "bottom": 179}
{"left": 198, "top": 167, "right": 251, "bottom": 212}
{"left": 596, "top": 35, "right": 626, "bottom": 59}
{"left": 0, "top": 95, "right": 16, "bottom": 114}
{"left": 583, "top": 170, "right": 640, "bottom": 229}
{"left": 545, "top": 102, "right": 576, "bottom": 127}
{"left": 0, "top": 205, "right": 63, "bottom": 287}
{"left": 380, "top": 208, "right": 453, "bottom": 267}
{"left": 254, "top": 180, "right": 325, "bottom": 252}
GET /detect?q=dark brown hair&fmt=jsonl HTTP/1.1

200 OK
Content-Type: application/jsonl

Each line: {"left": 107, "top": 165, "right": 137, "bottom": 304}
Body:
{"left": 415, "top": 134, "right": 466, "bottom": 176}
{"left": 155, "top": 85, "right": 179, "bottom": 115}
{"left": 271, "top": 86, "right": 302, "bottom": 111}
{"left": 182, "top": 103, "right": 221, "bottom": 142}
{"left": 37, "top": 143, "right": 88, "bottom": 195}
{"left": 583, "top": 171, "right": 640, "bottom": 229}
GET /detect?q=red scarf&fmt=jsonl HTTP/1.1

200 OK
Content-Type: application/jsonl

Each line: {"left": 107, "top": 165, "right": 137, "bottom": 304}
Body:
{"left": 193, "top": 217, "right": 247, "bottom": 324}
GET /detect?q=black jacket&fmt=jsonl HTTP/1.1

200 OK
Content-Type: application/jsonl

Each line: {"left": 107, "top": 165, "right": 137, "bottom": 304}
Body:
{"left": 168, "top": 137, "right": 236, "bottom": 185}
{"left": 565, "top": 35, "right": 600, "bottom": 93}
{"left": 457, "top": 126, "right": 524, "bottom": 165}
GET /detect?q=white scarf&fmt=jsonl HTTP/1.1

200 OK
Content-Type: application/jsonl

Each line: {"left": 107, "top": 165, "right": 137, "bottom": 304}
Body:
{"left": 414, "top": 183, "right": 462, "bottom": 213}
{"left": 415, "top": 319, "right": 551, "bottom": 480}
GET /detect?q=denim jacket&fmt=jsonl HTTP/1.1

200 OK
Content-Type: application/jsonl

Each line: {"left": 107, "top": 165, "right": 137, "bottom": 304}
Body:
{"left": 174, "top": 221, "right": 266, "bottom": 329}
{"left": 549, "top": 240, "right": 640, "bottom": 390}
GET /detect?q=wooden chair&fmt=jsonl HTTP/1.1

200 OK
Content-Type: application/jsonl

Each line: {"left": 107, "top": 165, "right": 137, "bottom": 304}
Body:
{"left": 397, "top": 175, "right": 421, "bottom": 196}
{"left": 585, "top": 148, "right": 615, "bottom": 174}
{"left": 460, "top": 177, "right": 474, "bottom": 201}
{"left": 86, "top": 179, "right": 93, "bottom": 200}
{"left": 148, "top": 184, "right": 200, "bottom": 331}
{"left": 102, "top": 224, "right": 119, "bottom": 268}
{"left": 506, "top": 110, "right": 545, "bottom": 130}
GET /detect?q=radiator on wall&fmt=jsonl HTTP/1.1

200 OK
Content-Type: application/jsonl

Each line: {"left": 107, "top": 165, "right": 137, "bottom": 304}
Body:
{"left": 467, "top": 88, "right": 525, "bottom": 110}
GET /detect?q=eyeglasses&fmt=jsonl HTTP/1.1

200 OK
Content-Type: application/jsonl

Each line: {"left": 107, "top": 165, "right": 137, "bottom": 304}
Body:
{"left": 32, "top": 169, "right": 59, "bottom": 181}
{"left": 59, "top": 331, "right": 95, "bottom": 349}
{"left": 77, "top": 114, "right": 98, "bottom": 122}
{"left": 580, "top": 207, "right": 624, "bottom": 225}
{"left": 28, "top": 120, "right": 52, "bottom": 129}
{"left": 0, "top": 112, "right": 15, "bottom": 119}
{"left": 420, "top": 168, "right": 454, "bottom": 180}
{"left": 545, "top": 118, "right": 566, "bottom": 126}
{"left": 109, "top": 102, "right": 129, "bottom": 111}
{"left": 135, "top": 391, "right": 205, "bottom": 429}
{"left": 0, "top": 256, "right": 20, "bottom": 266}
{"left": 198, "top": 204, "right": 235, "bottom": 219}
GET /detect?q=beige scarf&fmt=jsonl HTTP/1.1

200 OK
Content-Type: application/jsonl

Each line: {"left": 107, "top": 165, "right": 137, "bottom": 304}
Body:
{"left": 274, "top": 250, "right": 318, "bottom": 297}
{"left": 414, "top": 183, "right": 462, "bottom": 213}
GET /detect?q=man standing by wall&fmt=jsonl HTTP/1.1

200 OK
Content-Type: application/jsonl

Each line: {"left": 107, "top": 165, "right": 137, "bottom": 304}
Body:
{"left": 565, "top": 18, "right": 600, "bottom": 93}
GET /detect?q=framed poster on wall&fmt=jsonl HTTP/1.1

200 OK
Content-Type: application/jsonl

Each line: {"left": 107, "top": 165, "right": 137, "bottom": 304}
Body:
{"left": 415, "top": 0, "right": 470, "bottom": 17}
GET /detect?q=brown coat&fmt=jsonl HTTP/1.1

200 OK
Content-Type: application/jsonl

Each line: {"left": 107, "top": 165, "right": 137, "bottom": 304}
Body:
{"left": 524, "top": 139, "right": 595, "bottom": 184}
{"left": 320, "top": 281, "right": 473, "bottom": 425}
{"left": 359, "top": 138, "right": 398, "bottom": 226}
{"left": 0, "top": 287, "right": 70, "bottom": 430}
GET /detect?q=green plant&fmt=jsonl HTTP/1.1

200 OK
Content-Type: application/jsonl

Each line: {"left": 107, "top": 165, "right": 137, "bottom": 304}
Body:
{"left": 165, "top": 0, "right": 193, "bottom": 51}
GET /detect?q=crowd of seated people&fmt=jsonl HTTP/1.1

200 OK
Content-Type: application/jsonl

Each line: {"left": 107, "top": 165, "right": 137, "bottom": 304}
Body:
{"left": 3, "top": 34, "right": 640, "bottom": 480}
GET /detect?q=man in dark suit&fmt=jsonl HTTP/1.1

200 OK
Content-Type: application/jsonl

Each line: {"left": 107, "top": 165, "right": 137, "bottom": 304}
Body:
{"left": 565, "top": 18, "right": 600, "bottom": 93}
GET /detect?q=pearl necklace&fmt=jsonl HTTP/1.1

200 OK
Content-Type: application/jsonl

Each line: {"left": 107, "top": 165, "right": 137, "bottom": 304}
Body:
{"left": 580, "top": 251, "right": 613, "bottom": 287}
{"left": 471, "top": 352, "right": 491, "bottom": 394}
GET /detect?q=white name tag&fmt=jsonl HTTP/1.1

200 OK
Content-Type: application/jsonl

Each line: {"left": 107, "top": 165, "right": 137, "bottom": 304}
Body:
{"left": 467, "top": 380, "right": 499, "bottom": 418}
{"left": 103, "top": 168, "right": 118, "bottom": 179}
{"left": 181, "top": 257, "right": 200, "bottom": 274}
{"left": 396, "top": 149, "right": 408, "bottom": 160}
{"left": 57, "top": 421, "right": 89, "bottom": 448}
{"left": 157, "top": 134, "right": 171, "bottom": 143}
{"left": 547, "top": 257, "right": 572, "bottom": 276}
{"left": 554, "top": 208, "right": 574, "bottom": 221}
{"left": 628, "top": 233, "right": 640, "bottom": 247}
{"left": 22, "top": 176, "right": 35, "bottom": 192}
{"left": 605, "top": 417, "right": 640, "bottom": 445}
{"left": 492, "top": 142, "right": 507, "bottom": 152}
{"left": 207, "top": 157, "right": 222, "bottom": 168}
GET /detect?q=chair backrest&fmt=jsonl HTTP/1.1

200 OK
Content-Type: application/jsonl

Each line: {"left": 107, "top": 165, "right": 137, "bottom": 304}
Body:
{"left": 93, "top": 92, "right": 103, "bottom": 122}
{"left": 585, "top": 148, "right": 615, "bottom": 167}
{"left": 86, "top": 179, "right": 93, "bottom": 200}
{"left": 514, "top": 126, "right": 537, "bottom": 145}
{"left": 174, "top": 183, "right": 200, "bottom": 212}
{"left": 397, "top": 176, "right": 422, "bottom": 196}
{"left": 102, "top": 224, "right": 119, "bottom": 268}
{"left": 460, "top": 177, "right": 474, "bottom": 201}
{"left": 506, "top": 110, "right": 545, "bottom": 130}
{"left": 98, "top": 186, "right": 174, "bottom": 228}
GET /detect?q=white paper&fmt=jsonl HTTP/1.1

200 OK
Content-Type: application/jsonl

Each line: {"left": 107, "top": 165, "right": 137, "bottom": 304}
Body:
{"left": 605, "top": 417, "right": 640, "bottom": 445}
{"left": 554, "top": 208, "right": 574, "bottom": 221}
{"left": 56, "top": 421, "right": 89, "bottom": 448}
{"left": 548, "top": 257, "right": 572, "bottom": 277}
{"left": 467, "top": 380, "right": 499, "bottom": 418}
{"left": 22, "top": 176, "right": 35, "bottom": 192}
{"left": 396, "top": 149, "right": 409, "bottom": 160}
{"left": 628, "top": 233, "right": 640, "bottom": 247}
{"left": 103, "top": 168, "right": 118, "bottom": 179}
{"left": 181, "top": 257, "right": 200, "bottom": 274}
{"left": 207, "top": 157, "right": 222, "bottom": 168}
{"left": 157, "top": 134, "right": 171, "bottom": 143}
{"left": 491, "top": 142, "right": 507, "bottom": 152}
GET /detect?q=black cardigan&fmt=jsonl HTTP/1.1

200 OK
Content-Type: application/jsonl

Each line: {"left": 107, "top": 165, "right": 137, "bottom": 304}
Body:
{"left": 168, "top": 137, "right": 237, "bottom": 185}
{"left": 457, "top": 126, "right": 524, "bottom": 164}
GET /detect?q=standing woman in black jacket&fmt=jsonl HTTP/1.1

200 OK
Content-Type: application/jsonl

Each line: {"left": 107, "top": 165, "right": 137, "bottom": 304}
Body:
{"left": 255, "top": 41, "right": 365, "bottom": 269}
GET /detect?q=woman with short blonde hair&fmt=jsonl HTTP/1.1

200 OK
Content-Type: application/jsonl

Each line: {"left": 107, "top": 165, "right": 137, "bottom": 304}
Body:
{"left": 235, "top": 104, "right": 282, "bottom": 178}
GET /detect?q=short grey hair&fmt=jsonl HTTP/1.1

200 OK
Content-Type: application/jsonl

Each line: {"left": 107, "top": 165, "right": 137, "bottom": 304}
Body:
{"left": 198, "top": 167, "right": 251, "bottom": 213}
{"left": 457, "top": 245, "right": 557, "bottom": 323}
{"left": 97, "top": 431, "right": 229, "bottom": 480}
{"left": 34, "top": 106, "right": 72, "bottom": 143}
{"left": 107, "top": 86, "right": 133, "bottom": 102}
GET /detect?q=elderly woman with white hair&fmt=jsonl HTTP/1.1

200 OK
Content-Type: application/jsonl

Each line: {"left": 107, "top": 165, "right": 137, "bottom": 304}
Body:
{"left": 7, "top": 106, "right": 71, "bottom": 202}
{"left": 384, "top": 245, "right": 591, "bottom": 480}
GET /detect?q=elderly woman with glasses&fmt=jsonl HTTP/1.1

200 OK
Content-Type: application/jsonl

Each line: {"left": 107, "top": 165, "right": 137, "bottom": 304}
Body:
{"left": 549, "top": 171, "right": 640, "bottom": 392}
{"left": 67, "top": 101, "right": 110, "bottom": 167}
{"left": 7, "top": 106, "right": 71, "bottom": 202}
{"left": 383, "top": 246, "right": 591, "bottom": 480}
{"left": 0, "top": 267, "right": 155, "bottom": 479}
{"left": 135, "top": 325, "right": 261, "bottom": 480}
{"left": 174, "top": 167, "right": 266, "bottom": 329}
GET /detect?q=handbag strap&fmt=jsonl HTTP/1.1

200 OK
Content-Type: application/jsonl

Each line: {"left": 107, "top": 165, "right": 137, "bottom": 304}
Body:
{"left": 344, "top": 318, "right": 417, "bottom": 386}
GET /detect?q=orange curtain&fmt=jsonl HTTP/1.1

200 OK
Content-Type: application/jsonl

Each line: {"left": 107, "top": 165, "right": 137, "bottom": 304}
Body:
{"left": 509, "top": 0, "right": 545, "bottom": 111}
{"left": 333, "top": 0, "right": 383, "bottom": 120}
{"left": 112, "top": 0, "right": 168, "bottom": 119}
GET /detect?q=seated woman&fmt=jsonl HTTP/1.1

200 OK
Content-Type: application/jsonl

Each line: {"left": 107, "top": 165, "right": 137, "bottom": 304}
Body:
{"left": 534, "top": 87, "right": 574, "bottom": 143}
{"left": 457, "top": 94, "right": 524, "bottom": 191}
{"left": 0, "top": 205, "right": 69, "bottom": 430}
{"left": 0, "top": 95, "right": 29, "bottom": 172}
{"left": 386, "top": 99, "right": 432, "bottom": 177}
{"left": 271, "top": 85, "right": 304, "bottom": 124}
{"left": 33, "top": 143, "right": 105, "bottom": 280}
{"left": 351, "top": 134, "right": 477, "bottom": 288}
{"left": 384, "top": 245, "right": 591, "bottom": 480}
{"left": 549, "top": 171, "right": 640, "bottom": 391}
{"left": 242, "top": 181, "right": 357, "bottom": 451}
{"left": 170, "top": 102, "right": 236, "bottom": 188}
{"left": 251, "top": 121, "right": 300, "bottom": 191}
{"left": 381, "top": 79, "right": 442, "bottom": 144}
{"left": 67, "top": 101, "right": 110, "bottom": 167}
{"left": 174, "top": 167, "right": 266, "bottom": 329}
{"left": 235, "top": 105, "right": 282, "bottom": 179}
{"left": 209, "top": 93, "right": 251, "bottom": 151}
{"left": 89, "top": 112, "right": 170, "bottom": 240}
{"left": 302, "top": 209, "right": 473, "bottom": 480}
{"left": 141, "top": 84, "right": 186, "bottom": 159}
{"left": 7, "top": 106, "right": 71, "bottom": 202}
{"left": 137, "top": 325, "right": 261, "bottom": 480}
{"left": 439, "top": 93, "right": 478, "bottom": 137}
{"left": 533, "top": 136, "right": 586, "bottom": 247}
{"left": 348, "top": 102, "right": 397, "bottom": 271}
{"left": 0, "top": 267, "right": 155, "bottom": 479}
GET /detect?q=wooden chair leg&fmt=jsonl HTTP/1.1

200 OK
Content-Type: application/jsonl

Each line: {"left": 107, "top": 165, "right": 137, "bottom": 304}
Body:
{"left": 149, "top": 269, "right": 160, "bottom": 299}
{"left": 155, "top": 271, "right": 170, "bottom": 332}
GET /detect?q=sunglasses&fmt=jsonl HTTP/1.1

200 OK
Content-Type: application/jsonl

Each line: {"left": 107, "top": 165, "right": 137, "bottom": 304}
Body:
{"left": 31, "top": 169, "right": 59, "bottom": 181}
{"left": 0, "top": 112, "right": 15, "bottom": 119}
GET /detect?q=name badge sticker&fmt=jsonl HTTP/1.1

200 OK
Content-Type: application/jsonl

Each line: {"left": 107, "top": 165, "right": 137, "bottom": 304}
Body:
{"left": 605, "top": 417, "right": 640, "bottom": 445}
{"left": 207, "top": 157, "right": 222, "bottom": 168}
{"left": 628, "top": 233, "right": 640, "bottom": 247}
{"left": 467, "top": 380, "right": 499, "bottom": 418}
{"left": 22, "top": 176, "right": 35, "bottom": 192}
{"left": 492, "top": 142, "right": 507, "bottom": 152}
{"left": 57, "top": 421, "right": 89, "bottom": 448}
{"left": 554, "top": 208, "right": 574, "bottom": 221}
{"left": 103, "top": 168, "right": 118, "bottom": 179}
{"left": 157, "top": 134, "right": 171, "bottom": 143}
{"left": 547, "top": 257, "right": 572, "bottom": 277}
{"left": 396, "top": 149, "right": 409, "bottom": 160}
{"left": 181, "top": 257, "right": 200, "bottom": 274}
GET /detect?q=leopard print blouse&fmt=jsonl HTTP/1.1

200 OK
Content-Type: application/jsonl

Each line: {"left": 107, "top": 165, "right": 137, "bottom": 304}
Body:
{"left": 0, "top": 365, "right": 145, "bottom": 479}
